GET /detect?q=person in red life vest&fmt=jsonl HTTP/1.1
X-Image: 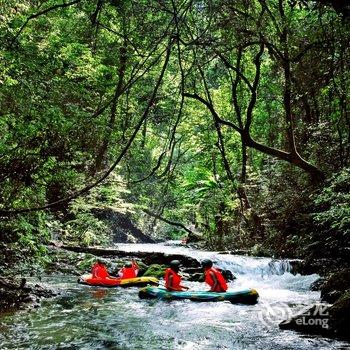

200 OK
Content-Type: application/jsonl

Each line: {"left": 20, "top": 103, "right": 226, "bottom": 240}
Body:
{"left": 164, "top": 260, "right": 189, "bottom": 291}
{"left": 118, "top": 259, "right": 139, "bottom": 279}
{"left": 201, "top": 259, "right": 228, "bottom": 292}
{"left": 91, "top": 259, "right": 110, "bottom": 279}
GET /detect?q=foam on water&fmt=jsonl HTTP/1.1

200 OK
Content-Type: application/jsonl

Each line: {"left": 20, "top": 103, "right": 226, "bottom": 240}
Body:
{"left": 0, "top": 242, "right": 347, "bottom": 350}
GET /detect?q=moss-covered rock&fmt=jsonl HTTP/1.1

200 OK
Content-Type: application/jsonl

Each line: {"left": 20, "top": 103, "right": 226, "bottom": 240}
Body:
{"left": 187, "top": 272, "right": 204, "bottom": 282}
{"left": 321, "top": 269, "right": 350, "bottom": 303}
{"left": 0, "top": 277, "right": 57, "bottom": 311}
{"left": 143, "top": 264, "right": 167, "bottom": 279}
{"left": 328, "top": 289, "right": 350, "bottom": 338}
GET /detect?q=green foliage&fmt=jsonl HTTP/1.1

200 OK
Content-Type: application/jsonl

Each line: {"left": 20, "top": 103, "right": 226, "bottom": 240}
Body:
{"left": 143, "top": 264, "right": 167, "bottom": 279}
{"left": 0, "top": 211, "right": 53, "bottom": 271}
{"left": 313, "top": 169, "right": 350, "bottom": 235}
{"left": 0, "top": 0, "right": 349, "bottom": 264}
{"left": 61, "top": 171, "right": 133, "bottom": 246}
{"left": 62, "top": 212, "right": 110, "bottom": 247}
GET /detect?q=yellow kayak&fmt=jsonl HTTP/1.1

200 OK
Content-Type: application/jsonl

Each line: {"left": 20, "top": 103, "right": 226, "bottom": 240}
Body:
{"left": 78, "top": 274, "right": 159, "bottom": 287}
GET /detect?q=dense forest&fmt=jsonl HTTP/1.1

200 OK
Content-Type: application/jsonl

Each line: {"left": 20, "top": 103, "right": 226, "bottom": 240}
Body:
{"left": 0, "top": 0, "right": 349, "bottom": 269}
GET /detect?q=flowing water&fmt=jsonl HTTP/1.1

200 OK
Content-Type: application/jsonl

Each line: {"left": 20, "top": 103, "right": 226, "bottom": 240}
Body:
{"left": 0, "top": 242, "right": 349, "bottom": 350}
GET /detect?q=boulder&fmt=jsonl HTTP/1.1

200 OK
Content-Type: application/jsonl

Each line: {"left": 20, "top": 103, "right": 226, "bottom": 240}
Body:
{"left": 279, "top": 304, "right": 331, "bottom": 336}
{"left": 219, "top": 269, "right": 236, "bottom": 281}
{"left": 143, "top": 264, "right": 167, "bottom": 279}
{"left": 91, "top": 208, "right": 155, "bottom": 243}
{"left": 0, "top": 277, "right": 57, "bottom": 310}
{"left": 329, "top": 290, "right": 350, "bottom": 338}
{"left": 280, "top": 291, "right": 350, "bottom": 340}
{"left": 187, "top": 272, "right": 204, "bottom": 282}
{"left": 321, "top": 268, "right": 350, "bottom": 303}
{"left": 310, "top": 277, "right": 326, "bottom": 291}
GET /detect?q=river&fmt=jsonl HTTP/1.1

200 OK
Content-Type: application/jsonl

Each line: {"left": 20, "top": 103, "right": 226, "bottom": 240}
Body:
{"left": 0, "top": 242, "right": 349, "bottom": 349}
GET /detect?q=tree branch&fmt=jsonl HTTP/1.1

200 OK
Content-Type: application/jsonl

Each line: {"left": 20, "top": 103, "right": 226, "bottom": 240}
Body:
{"left": 10, "top": 0, "right": 81, "bottom": 47}
{"left": 183, "top": 92, "right": 243, "bottom": 133}
{"left": 142, "top": 209, "right": 194, "bottom": 235}
{"left": 0, "top": 40, "right": 174, "bottom": 216}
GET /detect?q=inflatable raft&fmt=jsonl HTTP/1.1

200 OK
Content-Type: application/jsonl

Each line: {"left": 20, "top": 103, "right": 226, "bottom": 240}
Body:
{"left": 139, "top": 286, "right": 259, "bottom": 304}
{"left": 78, "top": 274, "right": 159, "bottom": 287}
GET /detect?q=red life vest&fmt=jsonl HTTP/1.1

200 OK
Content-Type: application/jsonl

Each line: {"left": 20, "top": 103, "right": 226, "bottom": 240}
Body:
{"left": 91, "top": 263, "right": 109, "bottom": 278}
{"left": 205, "top": 267, "right": 228, "bottom": 292}
{"left": 120, "top": 267, "right": 137, "bottom": 279}
{"left": 164, "top": 268, "right": 182, "bottom": 291}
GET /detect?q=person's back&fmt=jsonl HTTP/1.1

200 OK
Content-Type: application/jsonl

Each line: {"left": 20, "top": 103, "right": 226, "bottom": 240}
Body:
{"left": 91, "top": 261, "right": 109, "bottom": 279}
{"left": 164, "top": 260, "right": 189, "bottom": 291}
{"left": 119, "top": 260, "right": 139, "bottom": 279}
{"left": 201, "top": 259, "right": 228, "bottom": 292}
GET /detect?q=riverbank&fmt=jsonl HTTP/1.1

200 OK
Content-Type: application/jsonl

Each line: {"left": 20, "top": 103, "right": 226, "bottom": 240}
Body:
{"left": 1, "top": 243, "right": 349, "bottom": 350}
{"left": 0, "top": 277, "right": 57, "bottom": 312}
{"left": 1, "top": 242, "right": 349, "bottom": 344}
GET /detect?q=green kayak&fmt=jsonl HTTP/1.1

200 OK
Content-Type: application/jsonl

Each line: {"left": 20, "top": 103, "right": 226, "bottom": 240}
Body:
{"left": 138, "top": 286, "right": 259, "bottom": 304}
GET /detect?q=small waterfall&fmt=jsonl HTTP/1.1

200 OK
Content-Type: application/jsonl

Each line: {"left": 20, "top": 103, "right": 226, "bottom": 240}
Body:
{"left": 208, "top": 256, "right": 292, "bottom": 277}
{"left": 1, "top": 242, "right": 347, "bottom": 350}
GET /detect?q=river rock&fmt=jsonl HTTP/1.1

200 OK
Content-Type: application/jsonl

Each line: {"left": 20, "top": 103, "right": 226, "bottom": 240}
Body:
{"left": 186, "top": 231, "right": 203, "bottom": 243}
{"left": 187, "top": 272, "right": 204, "bottom": 282}
{"left": 279, "top": 291, "right": 350, "bottom": 340}
{"left": 310, "top": 277, "right": 326, "bottom": 291}
{"left": 279, "top": 304, "right": 331, "bottom": 336}
{"left": 182, "top": 267, "right": 202, "bottom": 274}
{"left": 219, "top": 269, "right": 235, "bottom": 281}
{"left": 0, "top": 277, "right": 57, "bottom": 310}
{"left": 61, "top": 245, "right": 200, "bottom": 268}
{"left": 143, "top": 264, "right": 167, "bottom": 279}
{"left": 320, "top": 268, "right": 350, "bottom": 303}
{"left": 328, "top": 290, "right": 350, "bottom": 338}
{"left": 91, "top": 208, "right": 155, "bottom": 243}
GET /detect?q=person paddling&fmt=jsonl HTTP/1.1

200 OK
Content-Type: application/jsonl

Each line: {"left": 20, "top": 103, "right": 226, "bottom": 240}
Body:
{"left": 201, "top": 259, "right": 228, "bottom": 292}
{"left": 91, "top": 259, "right": 110, "bottom": 279}
{"left": 119, "top": 259, "right": 139, "bottom": 279}
{"left": 164, "top": 260, "right": 189, "bottom": 291}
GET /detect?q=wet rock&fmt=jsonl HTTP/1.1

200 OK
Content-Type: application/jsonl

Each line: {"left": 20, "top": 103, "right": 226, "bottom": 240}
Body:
{"left": 289, "top": 258, "right": 342, "bottom": 276}
{"left": 0, "top": 277, "right": 57, "bottom": 311}
{"left": 279, "top": 304, "right": 332, "bottom": 336}
{"left": 143, "top": 264, "right": 167, "bottom": 279}
{"left": 182, "top": 267, "right": 202, "bottom": 274}
{"left": 61, "top": 246, "right": 201, "bottom": 268}
{"left": 321, "top": 269, "right": 350, "bottom": 303}
{"left": 219, "top": 269, "right": 236, "bottom": 281}
{"left": 217, "top": 249, "right": 252, "bottom": 255}
{"left": 91, "top": 208, "right": 155, "bottom": 243}
{"left": 280, "top": 291, "right": 350, "bottom": 340}
{"left": 186, "top": 231, "right": 203, "bottom": 243}
{"left": 140, "top": 252, "right": 200, "bottom": 268}
{"left": 310, "top": 277, "right": 326, "bottom": 291}
{"left": 187, "top": 272, "right": 204, "bottom": 282}
{"left": 329, "top": 290, "right": 350, "bottom": 338}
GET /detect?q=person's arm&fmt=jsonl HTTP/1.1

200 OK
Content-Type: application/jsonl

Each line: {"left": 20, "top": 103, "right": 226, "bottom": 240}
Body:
{"left": 209, "top": 271, "right": 218, "bottom": 292}
{"left": 165, "top": 274, "right": 173, "bottom": 290}
{"left": 132, "top": 259, "right": 139, "bottom": 276}
{"left": 91, "top": 264, "right": 98, "bottom": 277}
{"left": 179, "top": 284, "right": 189, "bottom": 290}
{"left": 131, "top": 259, "right": 139, "bottom": 269}
{"left": 166, "top": 275, "right": 189, "bottom": 291}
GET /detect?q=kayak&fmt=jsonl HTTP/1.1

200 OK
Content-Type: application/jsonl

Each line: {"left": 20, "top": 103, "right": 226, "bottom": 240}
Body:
{"left": 138, "top": 286, "right": 259, "bottom": 304}
{"left": 78, "top": 274, "right": 159, "bottom": 287}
